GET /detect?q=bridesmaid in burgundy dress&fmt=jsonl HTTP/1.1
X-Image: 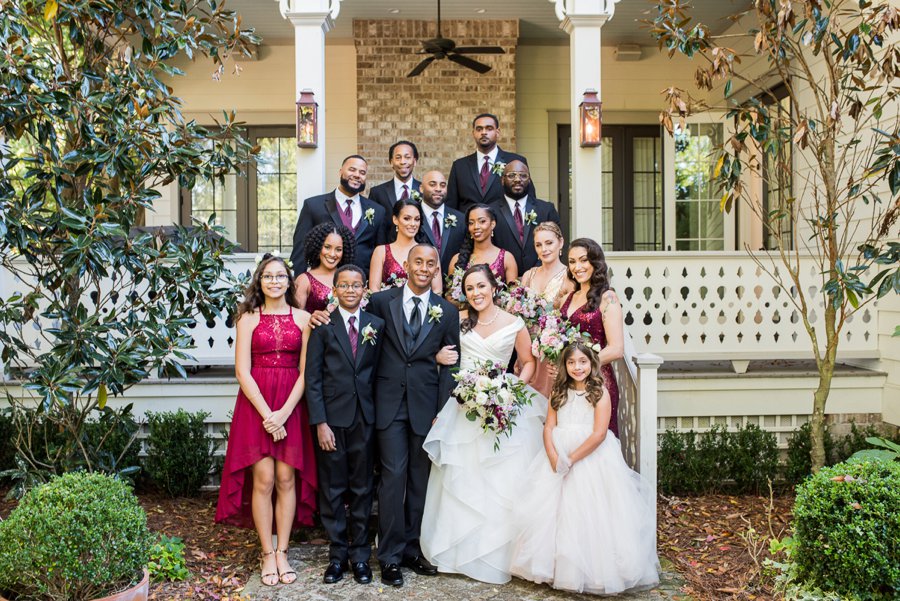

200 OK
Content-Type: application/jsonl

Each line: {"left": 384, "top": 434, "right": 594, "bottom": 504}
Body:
{"left": 559, "top": 238, "right": 624, "bottom": 436}
{"left": 447, "top": 203, "right": 518, "bottom": 287}
{"left": 368, "top": 199, "right": 441, "bottom": 292}
{"left": 216, "top": 254, "right": 317, "bottom": 587}
{"left": 294, "top": 223, "right": 356, "bottom": 312}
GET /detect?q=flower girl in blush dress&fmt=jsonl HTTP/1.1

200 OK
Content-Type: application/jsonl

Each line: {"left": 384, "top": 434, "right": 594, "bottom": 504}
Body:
{"left": 509, "top": 341, "right": 659, "bottom": 595}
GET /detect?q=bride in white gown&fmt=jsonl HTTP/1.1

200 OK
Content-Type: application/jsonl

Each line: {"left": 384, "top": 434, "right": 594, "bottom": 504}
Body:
{"left": 421, "top": 264, "right": 548, "bottom": 584}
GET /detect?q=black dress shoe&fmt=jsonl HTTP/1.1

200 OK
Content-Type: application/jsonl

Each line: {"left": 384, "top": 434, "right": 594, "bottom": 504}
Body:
{"left": 401, "top": 555, "right": 438, "bottom": 576}
{"left": 352, "top": 561, "right": 372, "bottom": 584}
{"left": 380, "top": 563, "right": 403, "bottom": 587}
{"left": 323, "top": 560, "right": 348, "bottom": 584}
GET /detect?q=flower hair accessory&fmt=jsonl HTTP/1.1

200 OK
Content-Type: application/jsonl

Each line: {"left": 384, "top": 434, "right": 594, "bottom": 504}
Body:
{"left": 254, "top": 249, "right": 293, "bottom": 270}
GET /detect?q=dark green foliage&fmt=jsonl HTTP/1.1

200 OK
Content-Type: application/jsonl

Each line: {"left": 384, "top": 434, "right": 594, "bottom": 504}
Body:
{"left": 793, "top": 461, "right": 900, "bottom": 600}
{"left": 785, "top": 422, "right": 835, "bottom": 484}
{"left": 727, "top": 423, "right": 779, "bottom": 494}
{"left": 0, "top": 408, "right": 15, "bottom": 475}
{"left": 0, "top": 472, "right": 152, "bottom": 601}
{"left": 148, "top": 534, "right": 190, "bottom": 582}
{"left": 145, "top": 409, "right": 217, "bottom": 497}
{"left": 832, "top": 422, "right": 890, "bottom": 463}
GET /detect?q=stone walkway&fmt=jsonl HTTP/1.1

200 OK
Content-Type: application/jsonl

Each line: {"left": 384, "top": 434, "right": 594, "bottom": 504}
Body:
{"left": 243, "top": 544, "right": 687, "bottom": 600}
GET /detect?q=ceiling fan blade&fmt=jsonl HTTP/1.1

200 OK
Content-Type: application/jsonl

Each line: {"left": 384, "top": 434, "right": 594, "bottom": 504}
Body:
{"left": 407, "top": 56, "right": 437, "bottom": 78}
{"left": 447, "top": 53, "right": 491, "bottom": 74}
{"left": 453, "top": 46, "right": 506, "bottom": 55}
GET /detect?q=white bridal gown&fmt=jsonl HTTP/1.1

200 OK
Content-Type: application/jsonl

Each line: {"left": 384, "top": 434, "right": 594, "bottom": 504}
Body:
{"left": 421, "top": 317, "right": 548, "bottom": 584}
{"left": 509, "top": 389, "right": 660, "bottom": 594}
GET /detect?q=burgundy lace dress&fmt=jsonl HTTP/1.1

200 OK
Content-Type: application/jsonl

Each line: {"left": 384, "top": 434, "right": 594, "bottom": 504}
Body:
{"left": 303, "top": 271, "right": 332, "bottom": 313}
{"left": 380, "top": 244, "right": 408, "bottom": 288}
{"left": 215, "top": 309, "right": 317, "bottom": 530}
{"left": 560, "top": 292, "right": 620, "bottom": 436}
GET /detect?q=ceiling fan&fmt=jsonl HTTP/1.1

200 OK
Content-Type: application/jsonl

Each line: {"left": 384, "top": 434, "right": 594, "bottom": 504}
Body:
{"left": 407, "top": 0, "right": 506, "bottom": 78}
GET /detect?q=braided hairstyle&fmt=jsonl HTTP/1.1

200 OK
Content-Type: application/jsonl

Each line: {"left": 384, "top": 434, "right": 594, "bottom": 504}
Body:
{"left": 549, "top": 341, "right": 605, "bottom": 411}
{"left": 459, "top": 263, "right": 500, "bottom": 334}
{"left": 456, "top": 203, "right": 497, "bottom": 270}
{"left": 304, "top": 223, "right": 356, "bottom": 269}
{"left": 392, "top": 198, "right": 429, "bottom": 244}
{"left": 236, "top": 255, "right": 300, "bottom": 321}
{"left": 567, "top": 237, "right": 610, "bottom": 313}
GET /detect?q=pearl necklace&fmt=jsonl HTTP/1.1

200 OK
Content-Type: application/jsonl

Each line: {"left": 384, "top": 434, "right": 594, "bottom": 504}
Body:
{"left": 477, "top": 307, "right": 501, "bottom": 326}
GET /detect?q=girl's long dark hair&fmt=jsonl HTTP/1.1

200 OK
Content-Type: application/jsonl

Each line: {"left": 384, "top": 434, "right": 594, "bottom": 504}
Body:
{"left": 304, "top": 223, "right": 356, "bottom": 269}
{"left": 236, "top": 255, "right": 300, "bottom": 321}
{"left": 456, "top": 203, "right": 497, "bottom": 270}
{"left": 392, "top": 198, "right": 429, "bottom": 244}
{"left": 549, "top": 341, "right": 605, "bottom": 411}
{"left": 459, "top": 263, "right": 499, "bottom": 334}
{"left": 567, "top": 237, "right": 611, "bottom": 313}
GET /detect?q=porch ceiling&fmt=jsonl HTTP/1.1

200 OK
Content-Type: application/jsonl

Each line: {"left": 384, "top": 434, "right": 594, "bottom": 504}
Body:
{"left": 230, "top": 0, "right": 752, "bottom": 46}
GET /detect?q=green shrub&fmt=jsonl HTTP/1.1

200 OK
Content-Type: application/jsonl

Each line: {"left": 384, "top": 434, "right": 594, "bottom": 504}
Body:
{"left": 0, "top": 408, "right": 15, "bottom": 476}
{"left": 833, "top": 422, "right": 892, "bottom": 463}
{"left": 785, "top": 422, "right": 836, "bottom": 484}
{"left": 145, "top": 409, "right": 217, "bottom": 497}
{"left": 658, "top": 426, "right": 728, "bottom": 495}
{"left": 148, "top": 534, "right": 191, "bottom": 582}
{"left": 727, "top": 423, "right": 779, "bottom": 494}
{"left": 83, "top": 404, "right": 142, "bottom": 478}
{"left": 0, "top": 472, "right": 151, "bottom": 600}
{"left": 793, "top": 460, "right": 900, "bottom": 600}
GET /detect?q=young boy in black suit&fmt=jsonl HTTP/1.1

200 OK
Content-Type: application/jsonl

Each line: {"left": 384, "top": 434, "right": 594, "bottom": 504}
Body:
{"left": 305, "top": 264, "right": 384, "bottom": 585}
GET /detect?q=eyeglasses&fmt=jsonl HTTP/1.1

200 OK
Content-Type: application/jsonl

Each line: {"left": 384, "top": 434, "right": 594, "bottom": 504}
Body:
{"left": 504, "top": 172, "right": 529, "bottom": 181}
{"left": 261, "top": 274, "right": 289, "bottom": 283}
{"left": 336, "top": 283, "right": 365, "bottom": 291}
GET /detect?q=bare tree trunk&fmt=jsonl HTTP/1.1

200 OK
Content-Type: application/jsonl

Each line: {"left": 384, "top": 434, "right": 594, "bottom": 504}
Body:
{"left": 811, "top": 303, "right": 839, "bottom": 471}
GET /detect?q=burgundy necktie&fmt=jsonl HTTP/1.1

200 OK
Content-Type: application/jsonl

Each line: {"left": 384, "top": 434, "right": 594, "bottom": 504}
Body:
{"left": 348, "top": 315, "right": 358, "bottom": 358}
{"left": 514, "top": 201, "right": 525, "bottom": 244}
{"left": 479, "top": 156, "right": 490, "bottom": 193}
{"left": 339, "top": 199, "right": 353, "bottom": 229}
{"left": 400, "top": 184, "right": 409, "bottom": 200}
{"left": 431, "top": 211, "right": 442, "bottom": 252}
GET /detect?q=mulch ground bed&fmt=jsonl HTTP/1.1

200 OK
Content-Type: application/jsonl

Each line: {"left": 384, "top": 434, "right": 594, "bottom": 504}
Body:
{"left": 0, "top": 487, "right": 795, "bottom": 600}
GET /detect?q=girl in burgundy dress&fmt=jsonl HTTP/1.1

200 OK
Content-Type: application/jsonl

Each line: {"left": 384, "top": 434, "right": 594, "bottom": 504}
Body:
{"left": 216, "top": 254, "right": 317, "bottom": 587}
{"left": 294, "top": 223, "right": 356, "bottom": 312}
{"left": 368, "top": 198, "right": 440, "bottom": 292}
{"left": 447, "top": 203, "right": 518, "bottom": 291}
{"left": 559, "top": 238, "right": 624, "bottom": 436}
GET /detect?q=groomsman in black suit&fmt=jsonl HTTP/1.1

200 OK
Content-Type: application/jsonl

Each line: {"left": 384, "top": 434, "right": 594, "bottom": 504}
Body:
{"left": 368, "top": 141, "right": 421, "bottom": 215}
{"left": 366, "top": 244, "right": 460, "bottom": 587}
{"left": 306, "top": 265, "right": 384, "bottom": 585}
{"left": 289, "top": 155, "right": 388, "bottom": 277}
{"left": 491, "top": 160, "right": 562, "bottom": 274}
{"left": 418, "top": 170, "right": 466, "bottom": 275}
{"left": 445, "top": 113, "right": 535, "bottom": 214}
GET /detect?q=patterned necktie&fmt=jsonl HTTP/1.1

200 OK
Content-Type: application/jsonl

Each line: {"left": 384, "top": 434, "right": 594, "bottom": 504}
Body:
{"left": 479, "top": 156, "right": 490, "bottom": 193}
{"left": 348, "top": 315, "right": 358, "bottom": 358}
{"left": 409, "top": 297, "right": 422, "bottom": 341}
{"left": 514, "top": 201, "right": 525, "bottom": 244}
{"left": 340, "top": 199, "right": 353, "bottom": 229}
{"left": 400, "top": 184, "right": 409, "bottom": 200}
{"left": 431, "top": 211, "right": 442, "bottom": 252}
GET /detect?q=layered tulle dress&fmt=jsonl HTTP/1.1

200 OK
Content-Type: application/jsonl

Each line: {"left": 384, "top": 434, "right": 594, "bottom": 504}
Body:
{"left": 509, "top": 389, "right": 659, "bottom": 594}
{"left": 421, "top": 317, "right": 547, "bottom": 584}
{"left": 215, "top": 310, "right": 317, "bottom": 530}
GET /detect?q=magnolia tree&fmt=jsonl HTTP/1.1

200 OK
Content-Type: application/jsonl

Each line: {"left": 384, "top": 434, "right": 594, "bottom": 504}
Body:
{"left": 648, "top": 0, "right": 899, "bottom": 470}
{"left": 0, "top": 0, "right": 258, "bottom": 488}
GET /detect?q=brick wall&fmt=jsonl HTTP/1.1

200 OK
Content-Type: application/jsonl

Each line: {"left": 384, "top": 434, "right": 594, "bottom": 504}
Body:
{"left": 354, "top": 19, "right": 519, "bottom": 186}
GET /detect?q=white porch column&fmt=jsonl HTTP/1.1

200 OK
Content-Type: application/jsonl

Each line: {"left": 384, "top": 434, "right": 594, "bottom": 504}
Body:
{"left": 555, "top": 0, "right": 618, "bottom": 242}
{"left": 634, "top": 352, "right": 662, "bottom": 540}
{"left": 278, "top": 0, "right": 341, "bottom": 208}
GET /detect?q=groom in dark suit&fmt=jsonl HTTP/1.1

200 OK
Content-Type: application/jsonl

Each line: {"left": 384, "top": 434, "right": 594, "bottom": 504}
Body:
{"left": 491, "top": 160, "right": 562, "bottom": 274}
{"left": 445, "top": 113, "right": 535, "bottom": 215}
{"left": 305, "top": 265, "right": 384, "bottom": 585}
{"left": 366, "top": 244, "right": 460, "bottom": 587}
{"left": 289, "top": 155, "right": 388, "bottom": 277}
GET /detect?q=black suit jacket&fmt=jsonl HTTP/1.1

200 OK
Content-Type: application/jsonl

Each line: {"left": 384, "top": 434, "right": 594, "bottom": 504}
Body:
{"left": 490, "top": 196, "right": 562, "bottom": 274}
{"left": 305, "top": 310, "right": 384, "bottom": 429}
{"left": 366, "top": 288, "right": 460, "bottom": 437}
{"left": 290, "top": 191, "right": 388, "bottom": 276}
{"left": 368, "top": 178, "right": 421, "bottom": 215}
{"left": 445, "top": 148, "right": 536, "bottom": 215}
{"left": 421, "top": 206, "right": 466, "bottom": 275}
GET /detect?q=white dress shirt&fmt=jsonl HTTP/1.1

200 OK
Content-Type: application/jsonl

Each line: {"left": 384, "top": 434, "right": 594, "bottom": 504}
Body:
{"left": 421, "top": 203, "right": 445, "bottom": 237}
{"left": 335, "top": 188, "right": 361, "bottom": 228}
{"left": 393, "top": 177, "right": 415, "bottom": 202}
{"left": 402, "top": 285, "right": 431, "bottom": 325}
{"left": 476, "top": 147, "right": 499, "bottom": 171}
{"left": 504, "top": 194, "right": 528, "bottom": 217}
{"left": 337, "top": 306, "right": 361, "bottom": 336}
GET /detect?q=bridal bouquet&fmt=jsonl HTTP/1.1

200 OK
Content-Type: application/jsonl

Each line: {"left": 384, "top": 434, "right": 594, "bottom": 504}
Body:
{"left": 531, "top": 311, "right": 583, "bottom": 362}
{"left": 497, "top": 283, "right": 550, "bottom": 330}
{"left": 444, "top": 267, "right": 467, "bottom": 304}
{"left": 452, "top": 360, "right": 534, "bottom": 451}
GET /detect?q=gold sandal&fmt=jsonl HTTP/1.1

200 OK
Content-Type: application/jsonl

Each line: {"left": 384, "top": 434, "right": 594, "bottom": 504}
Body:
{"left": 276, "top": 548, "right": 297, "bottom": 585}
{"left": 260, "top": 550, "right": 278, "bottom": 587}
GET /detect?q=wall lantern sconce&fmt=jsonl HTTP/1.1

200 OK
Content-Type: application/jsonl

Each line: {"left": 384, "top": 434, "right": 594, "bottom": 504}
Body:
{"left": 296, "top": 89, "right": 318, "bottom": 148}
{"left": 579, "top": 89, "right": 602, "bottom": 147}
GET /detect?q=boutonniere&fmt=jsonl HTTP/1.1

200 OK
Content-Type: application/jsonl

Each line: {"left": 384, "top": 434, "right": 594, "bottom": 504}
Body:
{"left": 443, "top": 214, "right": 458, "bottom": 229}
{"left": 364, "top": 208, "right": 375, "bottom": 225}
{"left": 524, "top": 209, "right": 538, "bottom": 225}
{"left": 325, "top": 291, "right": 338, "bottom": 313}
{"left": 490, "top": 160, "right": 506, "bottom": 176}
{"left": 361, "top": 323, "right": 377, "bottom": 345}
{"left": 427, "top": 304, "right": 443, "bottom": 323}
{"left": 410, "top": 189, "right": 423, "bottom": 202}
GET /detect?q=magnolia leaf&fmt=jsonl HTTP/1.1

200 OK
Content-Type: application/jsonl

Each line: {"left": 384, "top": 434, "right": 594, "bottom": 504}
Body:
{"left": 98, "top": 383, "right": 108, "bottom": 409}
{"left": 848, "top": 449, "right": 897, "bottom": 463}
{"left": 43, "top": 0, "right": 58, "bottom": 21}
{"left": 714, "top": 153, "right": 726, "bottom": 178}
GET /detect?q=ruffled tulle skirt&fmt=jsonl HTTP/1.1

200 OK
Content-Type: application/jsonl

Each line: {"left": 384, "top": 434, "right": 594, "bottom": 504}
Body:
{"left": 215, "top": 366, "right": 317, "bottom": 530}
{"left": 509, "top": 429, "right": 660, "bottom": 594}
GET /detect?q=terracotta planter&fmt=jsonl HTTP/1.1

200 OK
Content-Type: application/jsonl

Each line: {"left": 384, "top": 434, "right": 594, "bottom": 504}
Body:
{"left": 92, "top": 569, "right": 149, "bottom": 601}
